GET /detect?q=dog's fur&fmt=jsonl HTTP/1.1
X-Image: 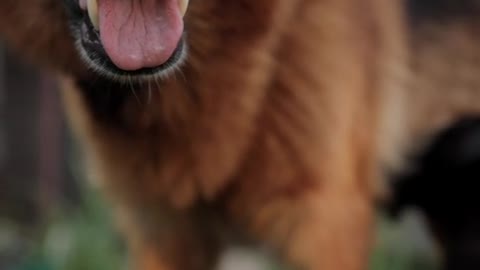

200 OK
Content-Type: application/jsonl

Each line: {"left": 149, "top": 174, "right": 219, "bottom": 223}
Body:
{"left": 1, "top": 0, "right": 480, "bottom": 269}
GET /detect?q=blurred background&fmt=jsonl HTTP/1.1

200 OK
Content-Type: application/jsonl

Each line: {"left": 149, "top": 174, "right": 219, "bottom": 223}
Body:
{"left": 0, "top": 45, "right": 440, "bottom": 270}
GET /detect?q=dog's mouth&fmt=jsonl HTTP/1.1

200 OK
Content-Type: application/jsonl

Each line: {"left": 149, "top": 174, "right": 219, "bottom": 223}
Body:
{"left": 74, "top": 0, "right": 189, "bottom": 80}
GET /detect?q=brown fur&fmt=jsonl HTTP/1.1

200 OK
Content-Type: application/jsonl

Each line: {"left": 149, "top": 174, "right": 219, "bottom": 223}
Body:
{"left": 2, "top": 0, "right": 477, "bottom": 269}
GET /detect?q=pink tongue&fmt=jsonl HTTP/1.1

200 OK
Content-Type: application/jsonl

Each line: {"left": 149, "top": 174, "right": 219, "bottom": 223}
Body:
{"left": 98, "top": 0, "right": 183, "bottom": 71}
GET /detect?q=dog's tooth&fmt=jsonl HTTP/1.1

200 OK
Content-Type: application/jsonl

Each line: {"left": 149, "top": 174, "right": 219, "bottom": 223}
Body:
{"left": 178, "top": 0, "right": 189, "bottom": 17}
{"left": 87, "top": 0, "right": 99, "bottom": 30}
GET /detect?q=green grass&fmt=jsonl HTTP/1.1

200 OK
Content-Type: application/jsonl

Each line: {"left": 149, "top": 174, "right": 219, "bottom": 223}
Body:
{"left": 12, "top": 191, "right": 438, "bottom": 270}
{"left": 16, "top": 191, "right": 126, "bottom": 270}
{"left": 370, "top": 216, "right": 438, "bottom": 270}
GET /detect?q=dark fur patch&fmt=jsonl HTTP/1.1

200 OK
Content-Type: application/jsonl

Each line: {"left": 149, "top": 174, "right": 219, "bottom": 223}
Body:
{"left": 407, "top": 0, "right": 480, "bottom": 24}
{"left": 391, "top": 118, "right": 480, "bottom": 270}
{"left": 75, "top": 77, "right": 133, "bottom": 129}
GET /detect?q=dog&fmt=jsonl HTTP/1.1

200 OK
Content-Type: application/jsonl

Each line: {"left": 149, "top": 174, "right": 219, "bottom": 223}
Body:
{"left": 0, "top": 0, "right": 479, "bottom": 269}
{"left": 391, "top": 117, "right": 480, "bottom": 270}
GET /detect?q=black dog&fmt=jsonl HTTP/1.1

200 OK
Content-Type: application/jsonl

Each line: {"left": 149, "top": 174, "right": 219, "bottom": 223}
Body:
{"left": 391, "top": 118, "right": 480, "bottom": 270}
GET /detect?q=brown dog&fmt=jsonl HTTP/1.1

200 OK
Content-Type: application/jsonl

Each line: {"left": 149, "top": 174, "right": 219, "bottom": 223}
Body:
{"left": 1, "top": 0, "right": 479, "bottom": 269}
